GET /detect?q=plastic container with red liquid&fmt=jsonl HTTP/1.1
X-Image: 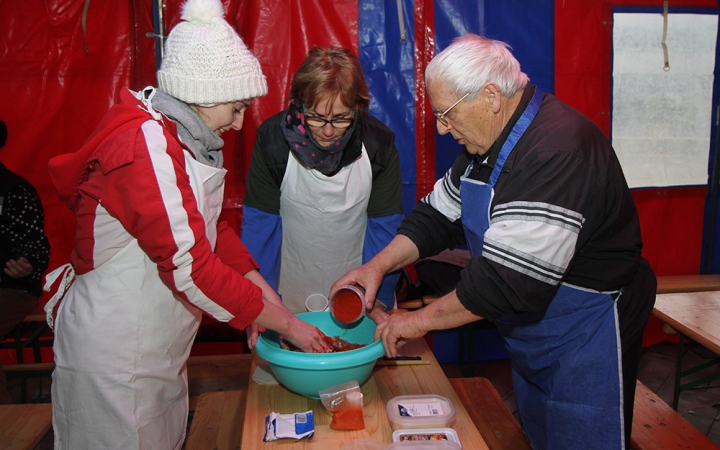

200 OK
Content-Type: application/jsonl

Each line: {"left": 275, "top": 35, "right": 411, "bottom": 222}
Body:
{"left": 329, "top": 285, "right": 366, "bottom": 324}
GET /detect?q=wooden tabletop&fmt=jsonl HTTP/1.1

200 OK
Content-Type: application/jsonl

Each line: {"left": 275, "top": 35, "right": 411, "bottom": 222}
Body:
{"left": 653, "top": 291, "right": 720, "bottom": 355}
{"left": 241, "top": 337, "right": 489, "bottom": 449}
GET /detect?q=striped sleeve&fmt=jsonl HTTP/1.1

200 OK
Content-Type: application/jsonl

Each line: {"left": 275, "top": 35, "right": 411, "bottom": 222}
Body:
{"left": 484, "top": 201, "right": 584, "bottom": 285}
{"left": 421, "top": 167, "right": 462, "bottom": 222}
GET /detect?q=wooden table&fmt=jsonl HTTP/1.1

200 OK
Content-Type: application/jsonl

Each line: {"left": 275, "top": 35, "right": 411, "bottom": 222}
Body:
{"left": 241, "top": 338, "right": 490, "bottom": 448}
{"left": 652, "top": 292, "right": 720, "bottom": 409}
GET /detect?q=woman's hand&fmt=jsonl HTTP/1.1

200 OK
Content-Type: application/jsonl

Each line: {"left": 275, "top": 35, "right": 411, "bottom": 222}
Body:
{"left": 281, "top": 318, "right": 331, "bottom": 353}
{"left": 246, "top": 324, "right": 266, "bottom": 350}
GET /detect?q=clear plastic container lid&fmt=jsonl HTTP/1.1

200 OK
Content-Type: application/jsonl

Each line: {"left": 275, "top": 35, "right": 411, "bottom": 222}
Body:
{"left": 386, "top": 394, "right": 457, "bottom": 430}
{"left": 392, "top": 428, "right": 461, "bottom": 447}
{"left": 385, "top": 441, "right": 462, "bottom": 449}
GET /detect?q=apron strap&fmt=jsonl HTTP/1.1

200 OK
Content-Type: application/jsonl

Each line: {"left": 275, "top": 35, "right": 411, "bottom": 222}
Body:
{"left": 43, "top": 263, "right": 76, "bottom": 330}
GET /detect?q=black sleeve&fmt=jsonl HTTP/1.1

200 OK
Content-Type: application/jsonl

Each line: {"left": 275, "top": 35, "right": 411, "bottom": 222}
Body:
{"left": 0, "top": 184, "right": 50, "bottom": 288}
{"left": 243, "top": 132, "right": 283, "bottom": 215}
{"left": 367, "top": 140, "right": 404, "bottom": 218}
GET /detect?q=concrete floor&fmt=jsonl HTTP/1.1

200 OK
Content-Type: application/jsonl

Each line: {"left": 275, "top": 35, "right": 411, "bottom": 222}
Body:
{"left": 7, "top": 340, "right": 720, "bottom": 448}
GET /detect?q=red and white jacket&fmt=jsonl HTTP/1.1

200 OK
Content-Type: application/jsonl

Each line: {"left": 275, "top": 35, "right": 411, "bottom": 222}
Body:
{"left": 47, "top": 89, "right": 263, "bottom": 330}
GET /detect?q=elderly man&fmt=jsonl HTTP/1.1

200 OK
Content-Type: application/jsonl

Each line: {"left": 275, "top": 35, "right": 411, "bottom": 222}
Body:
{"left": 333, "top": 34, "right": 656, "bottom": 450}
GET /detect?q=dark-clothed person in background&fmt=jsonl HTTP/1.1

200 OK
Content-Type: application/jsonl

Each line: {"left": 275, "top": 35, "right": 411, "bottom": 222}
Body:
{"left": 333, "top": 34, "right": 656, "bottom": 450}
{"left": 242, "top": 46, "right": 403, "bottom": 323}
{"left": 0, "top": 119, "right": 51, "bottom": 404}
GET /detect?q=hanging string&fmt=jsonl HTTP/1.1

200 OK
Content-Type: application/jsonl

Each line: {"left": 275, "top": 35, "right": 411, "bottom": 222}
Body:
{"left": 396, "top": 0, "right": 407, "bottom": 43}
{"left": 82, "top": 0, "right": 91, "bottom": 56}
{"left": 662, "top": 0, "right": 670, "bottom": 71}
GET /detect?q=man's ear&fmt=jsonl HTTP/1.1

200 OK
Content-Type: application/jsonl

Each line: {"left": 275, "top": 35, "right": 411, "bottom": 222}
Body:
{"left": 484, "top": 82, "right": 502, "bottom": 114}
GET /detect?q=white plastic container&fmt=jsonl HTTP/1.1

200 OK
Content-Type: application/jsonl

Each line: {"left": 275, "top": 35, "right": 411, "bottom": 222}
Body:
{"left": 392, "top": 428, "right": 462, "bottom": 448}
{"left": 305, "top": 293, "right": 329, "bottom": 312}
{"left": 386, "top": 394, "right": 457, "bottom": 430}
{"left": 385, "top": 441, "right": 461, "bottom": 450}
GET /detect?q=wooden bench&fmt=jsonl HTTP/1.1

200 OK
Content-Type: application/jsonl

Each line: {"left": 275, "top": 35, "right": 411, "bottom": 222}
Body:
{"left": 4, "top": 353, "right": 252, "bottom": 407}
{"left": 4, "top": 354, "right": 251, "bottom": 377}
{"left": 448, "top": 377, "right": 531, "bottom": 450}
{"left": 0, "top": 403, "right": 52, "bottom": 450}
{"left": 185, "top": 390, "right": 247, "bottom": 450}
{"left": 630, "top": 380, "right": 718, "bottom": 449}
{"left": 656, "top": 274, "right": 720, "bottom": 294}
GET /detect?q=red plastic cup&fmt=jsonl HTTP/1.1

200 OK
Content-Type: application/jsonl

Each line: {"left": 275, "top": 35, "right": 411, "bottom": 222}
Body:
{"left": 330, "top": 285, "right": 366, "bottom": 324}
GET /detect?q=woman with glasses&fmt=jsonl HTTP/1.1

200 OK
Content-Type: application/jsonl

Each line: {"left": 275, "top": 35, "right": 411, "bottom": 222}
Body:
{"left": 241, "top": 46, "right": 403, "bottom": 332}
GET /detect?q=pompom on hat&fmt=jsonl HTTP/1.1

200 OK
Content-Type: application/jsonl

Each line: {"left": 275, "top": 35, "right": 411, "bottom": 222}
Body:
{"left": 157, "top": 0, "right": 268, "bottom": 106}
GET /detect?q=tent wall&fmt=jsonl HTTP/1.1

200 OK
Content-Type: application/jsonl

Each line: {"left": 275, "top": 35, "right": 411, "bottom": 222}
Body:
{"left": 0, "top": 0, "right": 718, "bottom": 309}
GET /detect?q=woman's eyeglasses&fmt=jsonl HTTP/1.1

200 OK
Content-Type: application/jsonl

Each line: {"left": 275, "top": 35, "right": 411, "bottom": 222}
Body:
{"left": 302, "top": 104, "right": 355, "bottom": 129}
{"left": 305, "top": 115, "right": 354, "bottom": 129}
{"left": 433, "top": 93, "right": 469, "bottom": 126}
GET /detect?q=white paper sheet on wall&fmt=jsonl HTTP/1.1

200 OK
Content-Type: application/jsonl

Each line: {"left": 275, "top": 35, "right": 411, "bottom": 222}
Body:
{"left": 612, "top": 12, "right": 717, "bottom": 188}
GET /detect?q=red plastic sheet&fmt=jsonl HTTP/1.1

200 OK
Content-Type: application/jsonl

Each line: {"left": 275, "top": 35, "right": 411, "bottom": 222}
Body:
{"left": 0, "top": 0, "right": 358, "bottom": 301}
{"left": 0, "top": 1, "right": 153, "bottom": 291}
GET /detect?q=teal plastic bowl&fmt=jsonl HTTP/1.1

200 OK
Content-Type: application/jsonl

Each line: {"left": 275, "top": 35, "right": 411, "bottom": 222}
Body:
{"left": 254, "top": 311, "right": 385, "bottom": 399}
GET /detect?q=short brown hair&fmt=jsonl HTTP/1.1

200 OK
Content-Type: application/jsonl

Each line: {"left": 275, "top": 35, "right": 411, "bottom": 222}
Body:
{"left": 289, "top": 46, "right": 370, "bottom": 113}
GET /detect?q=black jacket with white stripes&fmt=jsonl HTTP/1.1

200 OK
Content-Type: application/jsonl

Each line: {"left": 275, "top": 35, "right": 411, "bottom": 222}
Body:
{"left": 399, "top": 85, "right": 654, "bottom": 321}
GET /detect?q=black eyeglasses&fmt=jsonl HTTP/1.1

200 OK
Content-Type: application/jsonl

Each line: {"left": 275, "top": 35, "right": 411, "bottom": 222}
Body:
{"left": 304, "top": 114, "right": 354, "bottom": 129}
{"left": 432, "top": 93, "right": 469, "bottom": 126}
{"left": 303, "top": 104, "right": 355, "bottom": 129}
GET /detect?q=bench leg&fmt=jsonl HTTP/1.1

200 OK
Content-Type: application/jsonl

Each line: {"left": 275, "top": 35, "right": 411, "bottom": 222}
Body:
{"left": 673, "top": 334, "right": 685, "bottom": 410}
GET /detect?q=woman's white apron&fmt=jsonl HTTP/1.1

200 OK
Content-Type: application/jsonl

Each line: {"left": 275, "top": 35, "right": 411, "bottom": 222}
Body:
{"left": 277, "top": 146, "right": 371, "bottom": 313}
{"left": 51, "top": 153, "right": 225, "bottom": 450}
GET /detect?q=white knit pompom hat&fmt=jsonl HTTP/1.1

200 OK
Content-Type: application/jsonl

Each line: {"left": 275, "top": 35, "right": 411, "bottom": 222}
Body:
{"left": 157, "top": 0, "right": 268, "bottom": 105}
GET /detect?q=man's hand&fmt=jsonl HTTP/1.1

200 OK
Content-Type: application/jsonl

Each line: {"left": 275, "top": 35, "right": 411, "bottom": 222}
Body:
{"left": 374, "top": 309, "right": 429, "bottom": 357}
{"left": 4, "top": 257, "right": 33, "bottom": 278}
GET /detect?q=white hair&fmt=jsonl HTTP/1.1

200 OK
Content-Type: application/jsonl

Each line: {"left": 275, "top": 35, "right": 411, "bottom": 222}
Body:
{"left": 426, "top": 34, "right": 529, "bottom": 100}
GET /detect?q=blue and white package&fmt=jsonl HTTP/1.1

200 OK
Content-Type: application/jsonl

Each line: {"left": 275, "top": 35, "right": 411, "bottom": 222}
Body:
{"left": 263, "top": 410, "right": 315, "bottom": 442}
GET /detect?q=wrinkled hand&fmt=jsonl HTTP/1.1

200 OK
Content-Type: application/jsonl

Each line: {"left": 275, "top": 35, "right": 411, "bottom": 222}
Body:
{"left": 4, "top": 257, "right": 32, "bottom": 278}
{"left": 332, "top": 264, "right": 385, "bottom": 311}
{"left": 374, "top": 310, "right": 427, "bottom": 358}
{"left": 246, "top": 324, "right": 266, "bottom": 350}
{"left": 367, "top": 301, "right": 391, "bottom": 325}
{"left": 281, "top": 318, "right": 331, "bottom": 353}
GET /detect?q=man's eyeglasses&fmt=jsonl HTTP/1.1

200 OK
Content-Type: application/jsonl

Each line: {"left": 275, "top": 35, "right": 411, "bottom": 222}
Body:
{"left": 433, "top": 93, "right": 469, "bottom": 126}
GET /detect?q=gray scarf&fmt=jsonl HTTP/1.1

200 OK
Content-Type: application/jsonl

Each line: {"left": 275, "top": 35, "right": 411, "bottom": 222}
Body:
{"left": 150, "top": 89, "right": 224, "bottom": 169}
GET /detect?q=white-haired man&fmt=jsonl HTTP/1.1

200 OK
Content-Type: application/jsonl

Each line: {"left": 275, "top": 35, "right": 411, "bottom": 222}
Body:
{"left": 334, "top": 33, "right": 656, "bottom": 450}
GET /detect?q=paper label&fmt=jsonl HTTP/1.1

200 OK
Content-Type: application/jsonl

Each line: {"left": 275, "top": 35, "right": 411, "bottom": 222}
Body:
{"left": 398, "top": 402, "right": 443, "bottom": 417}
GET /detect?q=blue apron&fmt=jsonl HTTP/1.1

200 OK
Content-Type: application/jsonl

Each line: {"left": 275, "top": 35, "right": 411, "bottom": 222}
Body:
{"left": 460, "top": 88, "right": 625, "bottom": 450}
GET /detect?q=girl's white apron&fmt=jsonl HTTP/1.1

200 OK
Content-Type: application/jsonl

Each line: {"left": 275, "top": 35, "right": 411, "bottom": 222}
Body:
{"left": 277, "top": 146, "right": 371, "bottom": 313}
{"left": 51, "top": 153, "right": 225, "bottom": 450}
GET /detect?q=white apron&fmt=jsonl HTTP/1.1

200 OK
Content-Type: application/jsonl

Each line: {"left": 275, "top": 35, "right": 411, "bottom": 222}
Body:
{"left": 277, "top": 146, "right": 372, "bottom": 313}
{"left": 51, "top": 153, "right": 226, "bottom": 450}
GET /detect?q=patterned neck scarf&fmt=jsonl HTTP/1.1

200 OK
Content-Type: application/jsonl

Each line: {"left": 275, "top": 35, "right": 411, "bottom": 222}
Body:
{"left": 280, "top": 100, "right": 359, "bottom": 177}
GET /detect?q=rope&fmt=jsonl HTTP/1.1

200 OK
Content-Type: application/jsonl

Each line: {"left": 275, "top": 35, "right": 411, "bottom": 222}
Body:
{"left": 396, "top": 0, "right": 407, "bottom": 43}
{"left": 82, "top": 0, "right": 91, "bottom": 56}
{"left": 662, "top": 0, "right": 670, "bottom": 72}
